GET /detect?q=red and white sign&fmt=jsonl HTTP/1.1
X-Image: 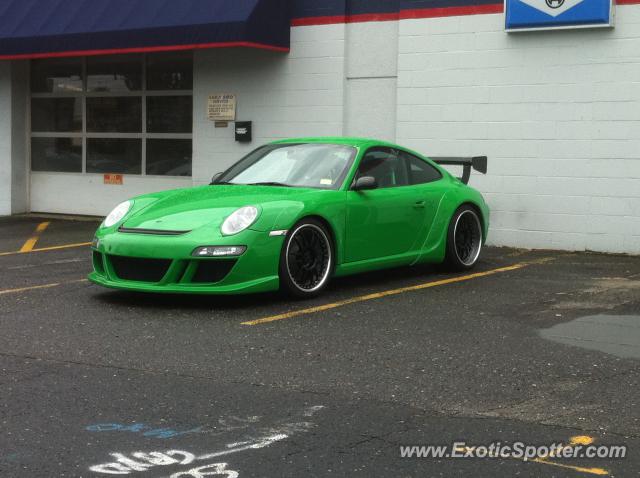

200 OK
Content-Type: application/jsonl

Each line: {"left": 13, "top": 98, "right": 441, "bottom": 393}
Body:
{"left": 103, "top": 174, "right": 123, "bottom": 185}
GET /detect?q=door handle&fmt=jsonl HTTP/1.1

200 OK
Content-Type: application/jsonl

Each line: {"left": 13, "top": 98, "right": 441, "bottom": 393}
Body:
{"left": 413, "top": 200, "right": 426, "bottom": 209}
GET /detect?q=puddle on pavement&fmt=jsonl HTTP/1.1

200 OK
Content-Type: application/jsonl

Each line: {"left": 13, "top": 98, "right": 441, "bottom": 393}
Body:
{"left": 540, "top": 315, "right": 640, "bottom": 360}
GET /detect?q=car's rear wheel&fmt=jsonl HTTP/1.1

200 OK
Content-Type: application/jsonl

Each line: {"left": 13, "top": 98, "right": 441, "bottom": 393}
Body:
{"left": 279, "top": 219, "right": 333, "bottom": 298}
{"left": 444, "top": 205, "right": 483, "bottom": 271}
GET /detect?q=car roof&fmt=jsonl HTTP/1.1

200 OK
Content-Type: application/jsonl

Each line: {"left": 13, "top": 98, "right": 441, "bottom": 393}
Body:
{"left": 270, "top": 137, "right": 400, "bottom": 148}
{"left": 268, "top": 137, "right": 438, "bottom": 168}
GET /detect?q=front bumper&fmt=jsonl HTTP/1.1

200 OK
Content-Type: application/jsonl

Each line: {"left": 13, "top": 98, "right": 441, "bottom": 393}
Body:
{"left": 88, "top": 228, "right": 283, "bottom": 295}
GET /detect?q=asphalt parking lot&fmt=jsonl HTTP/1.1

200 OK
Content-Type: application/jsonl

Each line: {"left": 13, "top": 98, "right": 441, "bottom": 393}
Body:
{"left": 1, "top": 215, "right": 639, "bottom": 477}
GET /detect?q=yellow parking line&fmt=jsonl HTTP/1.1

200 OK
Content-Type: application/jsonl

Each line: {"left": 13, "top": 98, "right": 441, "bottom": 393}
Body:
{"left": 459, "top": 435, "right": 608, "bottom": 476}
{"left": 532, "top": 458, "right": 608, "bottom": 475}
{"left": 0, "top": 279, "right": 87, "bottom": 296}
{"left": 532, "top": 435, "right": 608, "bottom": 476}
{"left": 242, "top": 262, "right": 529, "bottom": 326}
{"left": 0, "top": 242, "right": 92, "bottom": 257}
{"left": 31, "top": 242, "right": 92, "bottom": 253}
{"left": 19, "top": 221, "right": 50, "bottom": 253}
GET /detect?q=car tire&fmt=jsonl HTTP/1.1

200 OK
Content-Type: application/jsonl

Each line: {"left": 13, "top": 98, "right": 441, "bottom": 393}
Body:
{"left": 444, "top": 205, "right": 483, "bottom": 271}
{"left": 279, "top": 218, "right": 334, "bottom": 298}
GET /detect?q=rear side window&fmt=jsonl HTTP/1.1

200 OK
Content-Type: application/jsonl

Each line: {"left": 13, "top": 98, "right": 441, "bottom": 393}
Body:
{"left": 402, "top": 151, "right": 442, "bottom": 185}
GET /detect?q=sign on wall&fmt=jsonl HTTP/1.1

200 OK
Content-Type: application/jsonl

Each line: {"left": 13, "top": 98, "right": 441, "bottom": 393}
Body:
{"left": 103, "top": 174, "right": 123, "bottom": 185}
{"left": 207, "top": 94, "right": 236, "bottom": 122}
{"left": 505, "top": 0, "right": 614, "bottom": 31}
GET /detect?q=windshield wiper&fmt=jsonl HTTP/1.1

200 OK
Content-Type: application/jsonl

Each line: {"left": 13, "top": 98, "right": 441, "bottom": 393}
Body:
{"left": 210, "top": 181, "right": 239, "bottom": 186}
{"left": 248, "top": 182, "right": 292, "bottom": 187}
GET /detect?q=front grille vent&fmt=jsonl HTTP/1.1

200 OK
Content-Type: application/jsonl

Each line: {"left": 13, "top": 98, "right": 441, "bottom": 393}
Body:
{"left": 118, "top": 227, "right": 190, "bottom": 236}
{"left": 109, "top": 255, "right": 172, "bottom": 282}
{"left": 92, "top": 251, "right": 105, "bottom": 274}
{"left": 191, "top": 260, "right": 237, "bottom": 283}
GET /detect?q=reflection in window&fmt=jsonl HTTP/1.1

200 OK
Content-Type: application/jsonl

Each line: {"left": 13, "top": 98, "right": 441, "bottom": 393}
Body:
{"left": 221, "top": 144, "right": 356, "bottom": 190}
{"left": 31, "top": 138, "right": 82, "bottom": 172}
{"left": 87, "top": 97, "right": 142, "bottom": 133}
{"left": 31, "top": 98, "right": 82, "bottom": 132}
{"left": 147, "top": 96, "right": 192, "bottom": 133}
{"left": 31, "top": 58, "right": 83, "bottom": 93}
{"left": 87, "top": 55, "right": 142, "bottom": 92}
{"left": 87, "top": 139, "right": 142, "bottom": 174}
{"left": 146, "top": 139, "right": 192, "bottom": 176}
{"left": 147, "top": 52, "right": 193, "bottom": 90}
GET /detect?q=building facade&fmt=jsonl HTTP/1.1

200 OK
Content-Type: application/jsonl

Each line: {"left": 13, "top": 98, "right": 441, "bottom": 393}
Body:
{"left": 1, "top": 0, "right": 639, "bottom": 253}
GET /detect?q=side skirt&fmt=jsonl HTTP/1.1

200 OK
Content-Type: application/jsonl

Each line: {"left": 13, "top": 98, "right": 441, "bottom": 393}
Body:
{"left": 334, "top": 251, "right": 421, "bottom": 278}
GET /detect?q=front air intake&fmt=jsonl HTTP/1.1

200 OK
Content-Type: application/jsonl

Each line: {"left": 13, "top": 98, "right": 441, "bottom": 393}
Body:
{"left": 109, "top": 255, "right": 172, "bottom": 282}
{"left": 191, "top": 260, "right": 237, "bottom": 283}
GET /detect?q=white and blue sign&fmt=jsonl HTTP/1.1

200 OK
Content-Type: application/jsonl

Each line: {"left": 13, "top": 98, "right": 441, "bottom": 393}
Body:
{"left": 505, "top": 0, "right": 614, "bottom": 31}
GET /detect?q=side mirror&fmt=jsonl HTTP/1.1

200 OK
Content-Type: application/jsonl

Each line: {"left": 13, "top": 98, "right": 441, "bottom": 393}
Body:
{"left": 352, "top": 176, "right": 378, "bottom": 191}
{"left": 210, "top": 172, "right": 222, "bottom": 184}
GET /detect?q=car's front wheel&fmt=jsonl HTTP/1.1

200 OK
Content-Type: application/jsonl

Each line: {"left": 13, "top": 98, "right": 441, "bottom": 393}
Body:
{"left": 444, "top": 205, "right": 483, "bottom": 271}
{"left": 279, "top": 219, "right": 334, "bottom": 298}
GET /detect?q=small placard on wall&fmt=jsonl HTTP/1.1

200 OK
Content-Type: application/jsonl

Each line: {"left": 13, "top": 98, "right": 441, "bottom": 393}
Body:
{"left": 104, "top": 174, "right": 123, "bottom": 185}
{"left": 208, "top": 94, "right": 236, "bottom": 122}
{"left": 235, "top": 121, "right": 252, "bottom": 142}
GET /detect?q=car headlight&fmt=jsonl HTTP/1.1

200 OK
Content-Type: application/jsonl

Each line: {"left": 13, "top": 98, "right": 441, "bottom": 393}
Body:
{"left": 103, "top": 200, "right": 132, "bottom": 228}
{"left": 221, "top": 206, "right": 258, "bottom": 236}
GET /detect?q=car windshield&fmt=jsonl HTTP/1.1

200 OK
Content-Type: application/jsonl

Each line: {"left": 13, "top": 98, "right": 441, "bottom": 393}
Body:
{"left": 215, "top": 143, "right": 357, "bottom": 190}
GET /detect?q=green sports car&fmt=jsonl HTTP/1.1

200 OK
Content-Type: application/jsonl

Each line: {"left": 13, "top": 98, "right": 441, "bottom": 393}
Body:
{"left": 89, "top": 137, "right": 489, "bottom": 298}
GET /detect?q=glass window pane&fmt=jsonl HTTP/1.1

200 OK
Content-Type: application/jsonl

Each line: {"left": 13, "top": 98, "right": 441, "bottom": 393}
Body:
{"left": 358, "top": 148, "right": 408, "bottom": 188}
{"left": 146, "top": 139, "right": 192, "bottom": 176}
{"left": 147, "top": 96, "right": 192, "bottom": 133}
{"left": 403, "top": 152, "right": 442, "bottom": 184}
{"left": 87, "top": 139, "right": 141, "bottom": 174}
{"left": 86, "top": 97, "right": 142, "bottom": 133}
{"left": 31, "top": 98, "right": 82, "bottom": 132}
{"left": 147, "top": 52, "right": 193, "bottom": 90}
{"left": 87, "top": 55, "right": 142, "bottom": 92}
{"left": 31, "top": 58, "right": 83, "bottom": 93}
{"left": 31, "top": 138, "right": 82, "bottom": 172}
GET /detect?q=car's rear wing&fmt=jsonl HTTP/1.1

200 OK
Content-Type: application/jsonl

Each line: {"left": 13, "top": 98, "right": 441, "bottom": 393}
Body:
{"left": 430, "top": 156, "right": 487, "bottom": 185}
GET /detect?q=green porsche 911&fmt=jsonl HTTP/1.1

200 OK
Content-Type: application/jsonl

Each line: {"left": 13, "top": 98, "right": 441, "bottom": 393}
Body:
{"left": 89, "top": 137, "right": 489, "bottom": 298}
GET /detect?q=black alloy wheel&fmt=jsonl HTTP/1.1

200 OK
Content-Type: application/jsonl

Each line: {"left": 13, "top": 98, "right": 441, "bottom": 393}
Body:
{"left": 279, "top": 219, "right": 333, "bottom": 298}
{"left": 444, "top": 205, "right": 483, "bottom": 271}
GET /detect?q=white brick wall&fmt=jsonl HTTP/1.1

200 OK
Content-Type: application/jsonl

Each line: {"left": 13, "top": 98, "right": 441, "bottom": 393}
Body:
{"left": 344, "top": 21, "right": 398, "bottom": 141}
{"left": 192, "top": 24, "right": 346, "bottom": 185}
{"left": 397, "top": 6, "right": 640, "bottom": 254}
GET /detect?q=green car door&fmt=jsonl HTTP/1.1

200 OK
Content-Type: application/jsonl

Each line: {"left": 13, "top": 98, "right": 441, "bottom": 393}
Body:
{"left": 344, "top": 147, "right": 445, "bottom": 263}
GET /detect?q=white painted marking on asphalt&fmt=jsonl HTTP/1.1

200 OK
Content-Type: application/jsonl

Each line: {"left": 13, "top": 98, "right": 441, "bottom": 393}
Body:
{"left": 90, "top": 450, "right": 196, "bottom": 475}
{"left": 170, "top": 463, "right": 238, "bottom": 478}
{"left": 198, "top": 434, "right": 288, "bottom": 460}
{"left": 89, "top": 436, "right": 287, "bottom": 475}
{"left": 88, "top": 406, "right": 325, "bottom": 475}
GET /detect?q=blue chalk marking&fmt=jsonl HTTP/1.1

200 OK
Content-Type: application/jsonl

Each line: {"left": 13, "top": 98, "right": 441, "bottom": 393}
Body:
{"left": 86, "top": 422, "right": 205, "bottom": 439}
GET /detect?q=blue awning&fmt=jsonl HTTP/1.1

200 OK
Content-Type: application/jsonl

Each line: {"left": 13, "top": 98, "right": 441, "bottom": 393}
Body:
{"left": 0, "top": 0, "right": 290, "bottom": 60}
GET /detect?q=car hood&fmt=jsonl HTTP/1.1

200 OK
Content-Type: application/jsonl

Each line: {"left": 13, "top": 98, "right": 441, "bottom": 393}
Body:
{"left": 121, "top": 185, "right": 326, "bottom": 232}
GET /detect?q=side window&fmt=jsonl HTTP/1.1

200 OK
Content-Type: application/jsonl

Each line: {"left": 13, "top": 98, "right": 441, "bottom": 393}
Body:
{"left": 402, "top": 151, "right": 442, "bottom": 185}
{"left": 356, "top": 148, "right": 408, "bottom": 189}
